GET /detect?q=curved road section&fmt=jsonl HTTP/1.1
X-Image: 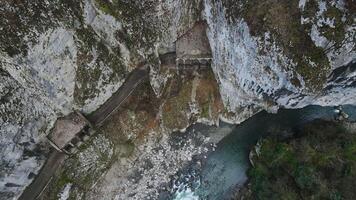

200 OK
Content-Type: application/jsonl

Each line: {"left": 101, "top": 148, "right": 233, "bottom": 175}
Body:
{"left": 19, "top": 65, "right": 149, "bottom": 200}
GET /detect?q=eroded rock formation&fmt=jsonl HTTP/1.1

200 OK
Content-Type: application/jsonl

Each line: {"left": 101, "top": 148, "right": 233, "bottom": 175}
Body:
{"left": 0, "top": 0, "right": 355, "bottom": 199}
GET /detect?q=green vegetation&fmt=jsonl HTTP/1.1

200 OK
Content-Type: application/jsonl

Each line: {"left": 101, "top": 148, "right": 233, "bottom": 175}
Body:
{"left": 74, "top": 27, "right": 126, "bottom": 107}
{"left": 0, "top": 0, "right": 83, "bottom": 57}
{"left": 238, "top": 120, "right": 356, "bottom": 200}
{"left": 162, "top": 73, "right": 192, "bottom": 130}
{"left": 241, "top": 0, "right": 330, "bottom": 91}
{"left": 56, "top": 174, "right": 73, "bottom": 192}
{"left": 195, "top": 69, "right": 223, "bottom": 120}
{"left": 161, "top": 68, "right": 223, "bottom": 130}
{"left": 200, "top": 101, "right": 211, "bottom": 119}
{"left": 94, "top": 0, "right": 158, "bottom": 52}
{"left": 219, "top": 0, "right": 356, "bottom": 91}
{"left": 42, "top": 135, "right": 115, "bottom": 200}
{"left": 101, "top": 80, "right": 159, "bottom": 142}
{"left": 304, "top": 1, "right": 354, "bottom": 53}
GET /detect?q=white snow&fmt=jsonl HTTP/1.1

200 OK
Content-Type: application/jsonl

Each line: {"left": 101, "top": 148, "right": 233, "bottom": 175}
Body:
{"left": 335, "top": 0, "right": 346, "bottom": 10}
{"left": 78, "top": 0, "right": 133, "bottom": 114}
{"left": 328, "top": 27, "right": 356, "bottom": 69}
{"left": 288, "top": 85, "right": 356, "bottom": 107}
{"left": 0, "top": 0, "right": 355, "bottom": 199}
{"left": 80, "top": 62, "right": 125, "bottom": 113}
{"left": 202, "top": 0, "right": 356, "bottom": 114}
{"left": 309, "top": 1, "right": 334, "bottom": 49}
{"left": 318, "top": 1, "right": 327, "bottom": 13}
{"left": 77, "top": 134, "right": 113, "bottom": 174}
{"left": 86, "top": 128, "right": 214, "bottom": 200}
{"left": 306, "top": 0, "right": 356, "bottom": 69}
{"left": 0, "top": 5, "right": 131, "bottom": 196}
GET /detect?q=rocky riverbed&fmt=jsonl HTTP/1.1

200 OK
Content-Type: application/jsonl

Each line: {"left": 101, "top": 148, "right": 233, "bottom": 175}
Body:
{"left": 0, "top": 0, "right": 355, "bottom": 199}
{"left": 169, "top": 105, "right": 356, "bottom": 200}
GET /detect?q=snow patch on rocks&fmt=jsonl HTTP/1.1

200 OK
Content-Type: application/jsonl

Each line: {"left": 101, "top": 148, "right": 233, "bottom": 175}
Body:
{"left": 203, "top": 0, "right": 356, "bottom": 114}
{"left": 84, "top": 0, "right": 121, "bottom": 43}
{"left": 309, "top": 1, "right": 333, "bottom": 49}
{"left": 78, "top": 0, "right": 134, "bottom": 114}
{"left": 77, "top": 134, "right": 114, "bottom": 174}
{"left": 328, "top": 27, "right": 356, "bottom": 69}
{"left": 310, "top": 24, "right": 330, "bottom": 48}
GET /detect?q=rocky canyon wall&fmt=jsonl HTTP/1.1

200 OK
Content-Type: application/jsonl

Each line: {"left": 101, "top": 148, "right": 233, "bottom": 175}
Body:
{"left": 0, "top": 0, "right": 355, "bottom": 199}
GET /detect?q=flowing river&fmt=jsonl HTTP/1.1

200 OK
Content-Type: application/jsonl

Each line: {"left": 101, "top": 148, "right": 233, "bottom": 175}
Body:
{"left": 169, "top": 105, "right": 356, "bottom": 200}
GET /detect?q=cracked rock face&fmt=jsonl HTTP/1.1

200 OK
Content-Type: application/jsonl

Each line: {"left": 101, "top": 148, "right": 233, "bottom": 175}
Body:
{"left": 0, "top": 69, "right": 54, "bottom": 199}
{"left": 0, "top": 0, "right": 355, "bottom": 199}
{"left": 204, "top": 0, "right": 356, "bottom": 117}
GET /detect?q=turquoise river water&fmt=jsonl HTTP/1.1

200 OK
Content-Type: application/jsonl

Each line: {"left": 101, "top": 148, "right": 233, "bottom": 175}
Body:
{"left": 170, "top": 105, "right": 356, "bottom": 200}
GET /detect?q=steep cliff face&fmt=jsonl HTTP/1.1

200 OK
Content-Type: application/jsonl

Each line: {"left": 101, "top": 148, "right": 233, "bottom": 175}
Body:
{"left": 204, "top": 0, "right": 356, "bottom": 122}
{"left": 0, "top": 0, "right": 159, "bottom": 198}
{"left": 0, "top": 69, "right": 55, "bottom": 198}
{"left": 38, "top": 66, "right": 224, "bottom": 200}
{"left": 0, "top": 0, "right": 355, "bottom": 199}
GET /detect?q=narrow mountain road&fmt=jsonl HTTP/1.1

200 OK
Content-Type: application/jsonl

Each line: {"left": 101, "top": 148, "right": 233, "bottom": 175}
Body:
{"left": 18, "top": 151, "right": 67, "bottom": 200}
{"left": 18, "top": 65, "right": 149, "bottom": 200}
{"left": 87, "top": 65, "right": 149, "bottom": 126}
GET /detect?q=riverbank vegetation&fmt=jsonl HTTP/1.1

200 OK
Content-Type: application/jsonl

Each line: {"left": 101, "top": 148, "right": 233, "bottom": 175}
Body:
{"left": 235, "top": 120, "right": 356, "bottom": 200}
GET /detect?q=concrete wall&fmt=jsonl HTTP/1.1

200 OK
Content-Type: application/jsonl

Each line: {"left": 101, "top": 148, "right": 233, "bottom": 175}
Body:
{"left": 176, "top": 21, "right": 212, "bottom": 58}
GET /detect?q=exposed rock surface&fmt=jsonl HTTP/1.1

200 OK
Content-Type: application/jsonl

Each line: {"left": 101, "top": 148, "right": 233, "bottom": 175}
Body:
{"left": 205, "top": 0, "right": 356, "bottom": 119}
{"left": 0, "top": 0, "right": 355, "bottom": 199}
{"left": 0, "top": 69, "right": 54, "bottom": 199}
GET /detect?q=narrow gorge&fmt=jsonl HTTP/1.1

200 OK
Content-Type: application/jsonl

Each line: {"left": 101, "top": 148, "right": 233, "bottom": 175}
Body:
{"left": 0, "top": 0, "right": 355, "bottom": 199}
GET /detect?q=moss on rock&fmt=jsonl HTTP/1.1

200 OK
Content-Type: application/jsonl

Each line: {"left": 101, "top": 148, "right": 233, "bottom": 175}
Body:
{"left": 0, "top": 0, "right": 83, "bottom": 57}
{"left": 217, "top": 0, "right": 355, "bottom": 91}
{"left": 94, "top": 0, "right": 159, "bottom": 54}
{"left": 162, "top": 74, "right": 193, "bottom": 130}
{"left": 40, "top": 134, "right": 114, "bottom": 200}
{"left": 73, "top": 27, "right": 127, "bottom": 107}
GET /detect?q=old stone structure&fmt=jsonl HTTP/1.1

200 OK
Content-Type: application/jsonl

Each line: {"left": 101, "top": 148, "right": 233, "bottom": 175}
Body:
{"left": 47, "top": 111, "right": 94, "bottom": 154}
{"left": 46, "top": 66, "right": 149, "bottom": 154}
{"left": 176, "top": 21, "right": 212, "bottom": 59}
{"left": 158, "top": 21, "right": 212, "bottom": 72}
{"left": 174, "top": 21, "right": 213, "bottom": 73}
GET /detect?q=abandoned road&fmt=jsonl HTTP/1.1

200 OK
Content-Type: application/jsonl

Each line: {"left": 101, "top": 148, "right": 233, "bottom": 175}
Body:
{"left": 18, "top": 65, "right": 149, "bottom": 200}
{"left": 18, "top": 151, "right": 67, "bottom": 200}
{"left": 87, "top": 65, "right": 149, "bottom": 126}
